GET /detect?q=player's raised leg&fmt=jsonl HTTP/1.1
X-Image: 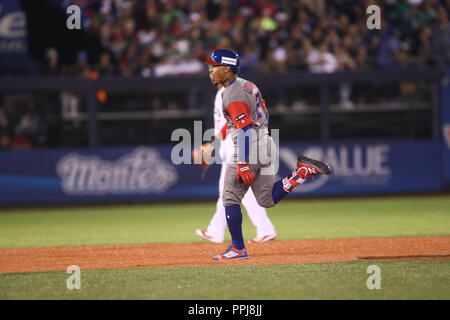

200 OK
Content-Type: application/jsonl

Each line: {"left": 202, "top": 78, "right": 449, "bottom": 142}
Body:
{"left": 271, "top": 155, "right": 331, "bottom": 204}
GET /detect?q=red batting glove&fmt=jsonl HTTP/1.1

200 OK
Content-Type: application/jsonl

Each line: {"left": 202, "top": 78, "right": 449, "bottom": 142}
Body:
{"left": 236, "top": 162, "right": 255, "bottom": 185}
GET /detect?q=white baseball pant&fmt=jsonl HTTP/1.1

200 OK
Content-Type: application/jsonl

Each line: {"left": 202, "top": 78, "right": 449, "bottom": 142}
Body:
{"left": 206, "top": 138, "right": 276, "bottom": 242}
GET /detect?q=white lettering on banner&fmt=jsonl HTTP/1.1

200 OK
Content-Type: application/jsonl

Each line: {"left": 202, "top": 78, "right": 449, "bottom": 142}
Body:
{"left": 56, "top": 147, "right": 178, "bottom": 195}
{"left": 0, "top": 11, "right": 28, "bottom": 54}
{"left": 279, "top": 144, "right": 391, "bottom": 192}
{"left": 324, "top": 145, "right": 391, "bottom": 177}
{"left": 0, "top": 12, "right": 27, "bottom": 38}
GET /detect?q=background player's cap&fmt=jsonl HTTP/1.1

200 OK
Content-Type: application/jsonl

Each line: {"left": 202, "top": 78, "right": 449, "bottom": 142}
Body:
{"left": 204, "top": 49, "right": 240, "bottom": 74}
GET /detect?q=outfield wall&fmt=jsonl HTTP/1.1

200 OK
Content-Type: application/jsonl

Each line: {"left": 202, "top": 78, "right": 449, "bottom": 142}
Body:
{"left": 441, "top": 69, "right": 450, "bottom": 189}
{"left": 0, "top": 140, "right": 445, "bottom": 206}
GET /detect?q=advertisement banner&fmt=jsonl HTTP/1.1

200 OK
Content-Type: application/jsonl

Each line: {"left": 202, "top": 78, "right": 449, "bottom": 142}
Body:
{"left": 441, "top": 68, "right": 450, "bottom": 188}
{"left": 0, "top": 140, "right": 442, "bottom": 206}
{"left": 0, "top": 0, "right": 30, "bottom": 71}
{"left": 0, "top": 146, "right": 221, "bottom": 205}
{"left": 278, "top": 141, "right": 441, "bottom": 196}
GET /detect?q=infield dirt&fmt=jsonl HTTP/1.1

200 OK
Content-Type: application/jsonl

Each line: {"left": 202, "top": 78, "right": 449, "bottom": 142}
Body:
{"left": 1, "top": 236, "right": 449, "bottom": 273}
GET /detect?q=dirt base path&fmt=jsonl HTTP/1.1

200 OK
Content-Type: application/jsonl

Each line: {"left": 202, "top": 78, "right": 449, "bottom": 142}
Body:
{"left": 1, "top": 236, "right": 449, "bottom": 274}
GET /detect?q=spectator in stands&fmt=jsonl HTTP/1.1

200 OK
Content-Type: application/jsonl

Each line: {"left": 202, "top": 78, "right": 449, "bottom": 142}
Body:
{"left": 0, "top": 102, "right": 10, "bottom": 149}
{"left": 377, "top": 27, "right": 409, "bottom": 68}
{"left": 44, "top": 47, "right": 60, "bottom": 75}
{"left": 6, "top": 131, "right": 32, "bottom": 150}
{"left": 14, "top": 98, "right": 44, "bottom": 148}
{"left": 23, "top": 0, "right": 450, "bottom": 77}
{"left": 307, "top": 42, "right": 338, "bottom": 73}
{"left": 0, "top": 98, "right": 32, "bottom": 150}
{"left": 335, "top": 46, "right": 357, "bottom": 71}
{"left": 335, "top": 46, "right": 357, "bottom": 109}
{"left": 354, "top": 47, "right": 372, "bottom": 70}
{"left": 96, "top": 52, "right": 117, "bottom": 76}
{"left": 431, "top": 9, "right": 450, "bottom": 67}
{"left": 76, "top": 50, "right": 92, "bottom": 77}
{"left": 417, "top": 25, "right": 434, "bottom": 65}
{"left": 0, "top": 103, "right": 9, "bottom": 133}
{"left": 303, "top": 0, "right": 326, "bottom": 18}
{"left": 239, "top": 44, "right": 260, "bottom": 72}
{"left": 298, "top": 37, "right": 314, "bottom": 70}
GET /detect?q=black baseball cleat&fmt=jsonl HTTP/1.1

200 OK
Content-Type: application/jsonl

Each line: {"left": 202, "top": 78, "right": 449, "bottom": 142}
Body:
{"left": 297, "top": 155, "right": 332, "bottom": 176}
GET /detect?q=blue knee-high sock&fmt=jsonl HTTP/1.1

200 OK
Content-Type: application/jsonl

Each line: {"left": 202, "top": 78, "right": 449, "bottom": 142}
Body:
{"left": 225, "top": 205, "right": 245, "bottom": 250}
{"left": 272, "top": 179, "right": 289, "bottom": 205}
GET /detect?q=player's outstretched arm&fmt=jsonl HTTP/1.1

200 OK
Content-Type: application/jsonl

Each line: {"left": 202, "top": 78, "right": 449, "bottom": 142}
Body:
{"left": 192, "top": 142, "right": 215, "bottom": 168}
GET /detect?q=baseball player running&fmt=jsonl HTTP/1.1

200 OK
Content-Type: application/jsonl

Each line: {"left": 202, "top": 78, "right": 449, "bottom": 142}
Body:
{"left": 194, "top": 76, "right": 277, "bottom": 244}
{"left": 203, "top": 49, "right": 332, "bottom": 260}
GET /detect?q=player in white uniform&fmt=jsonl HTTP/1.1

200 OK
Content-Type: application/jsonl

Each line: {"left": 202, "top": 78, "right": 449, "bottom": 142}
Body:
{"left": 195, "top": 81, "right": 277, "bottom": 244}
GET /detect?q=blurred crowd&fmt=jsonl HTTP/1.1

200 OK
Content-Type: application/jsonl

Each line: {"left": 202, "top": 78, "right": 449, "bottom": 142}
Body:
{"left": 42, "top": 0, "right": 450, "bottom": 78}
{"left": 0, "top": 96, "right": 47, "bottom": 150}
{"left": 2, "top": 0, "right": 450, "bottom": 150}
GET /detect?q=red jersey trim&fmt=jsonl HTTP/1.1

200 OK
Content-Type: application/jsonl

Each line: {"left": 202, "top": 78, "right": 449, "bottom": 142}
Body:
{"left": 226, "top": 101, "right": 254, "bottom": 130}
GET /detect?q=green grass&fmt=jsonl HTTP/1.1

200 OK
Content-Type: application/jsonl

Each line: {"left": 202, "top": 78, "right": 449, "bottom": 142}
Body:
{"left": 0, "top": 196, "right": 449, "bottom": 248}
{"left": 1, "top": 261, "right": 449, "bottom": 299}
{"left": 1, "top": 195, "right": 449, "bottom": 300}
